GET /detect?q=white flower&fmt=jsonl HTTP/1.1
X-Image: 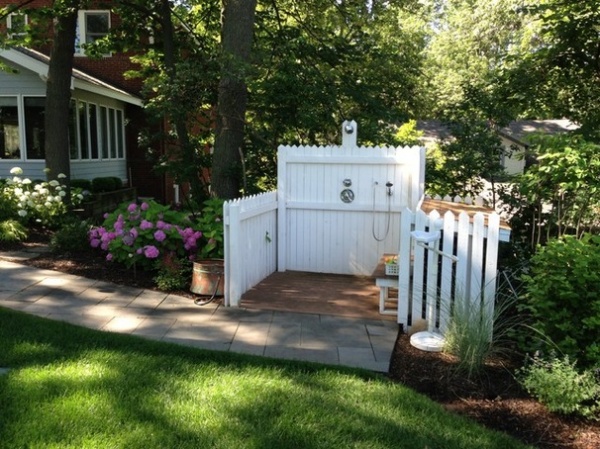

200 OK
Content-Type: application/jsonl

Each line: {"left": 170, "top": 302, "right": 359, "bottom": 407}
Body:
{"left": 10, "top": 167, "right": 23, "bottom": 175}
{"left": 31, "top": 192, "right": 39, "bottom": 198}
{"left": 21, "top": 178, "right": 31, "bottom": 185}
{"left": 54, "top": 195, "right": 62, "bottom": 202}
{"left": 14, "top": 188, "right": 23, "bottom": 195}
{"left": 49, "top": 180, "right": 59, "bottom": 187}
{"left": 44, "top": 201, "right": 52, "bottom": 208}
{"left": 77, "top": 194, "right": 83, "bottom": 200}
{"left": 17, "top": 210, "right": 27, "bottom": 217}
{"left": 27, "top": 200, "right": 35, "bottom": 207}
{"left": 58, "top": 191, "right": 66, "bottom": 197}
{"left": 57, "top": 173, "right": 67, "bottom": 179}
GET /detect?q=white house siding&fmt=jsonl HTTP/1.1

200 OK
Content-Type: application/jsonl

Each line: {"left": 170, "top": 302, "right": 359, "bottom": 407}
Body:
{"left": 499, "top": 136, "right": 525, "bottom": 176}
{"left": 0, "top": 62, "right": 128, "bottom": 183}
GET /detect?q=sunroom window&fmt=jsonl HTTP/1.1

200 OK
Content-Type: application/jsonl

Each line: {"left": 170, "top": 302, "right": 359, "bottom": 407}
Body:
{"left": 0, "top": 97, "right": 20, "bottom": 159}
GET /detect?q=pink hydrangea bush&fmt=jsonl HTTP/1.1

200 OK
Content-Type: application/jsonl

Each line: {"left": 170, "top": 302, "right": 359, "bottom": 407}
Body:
{"left": 89, "top": 200, "right": 202, "bottom": 271}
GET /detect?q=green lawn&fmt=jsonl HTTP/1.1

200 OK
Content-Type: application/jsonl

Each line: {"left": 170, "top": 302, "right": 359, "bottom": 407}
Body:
{"left": 0, "top": 307, "right": 531, "bottom": 449}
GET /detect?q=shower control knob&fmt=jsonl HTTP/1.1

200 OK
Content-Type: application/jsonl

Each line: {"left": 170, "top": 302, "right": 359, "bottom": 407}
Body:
{"left": 340, "top": 189, "right": 355, "bottom": 203}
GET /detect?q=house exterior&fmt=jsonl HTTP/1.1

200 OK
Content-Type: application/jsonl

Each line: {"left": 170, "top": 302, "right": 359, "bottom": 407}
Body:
{"left": 416, "top": 119, "right": 580, "bottom": 176}
{"left": 0, "top": 2, "right": 173, "bottom": 203}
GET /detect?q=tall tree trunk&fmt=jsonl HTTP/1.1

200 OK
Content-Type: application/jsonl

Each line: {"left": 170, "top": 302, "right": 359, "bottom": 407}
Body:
{"left": 212, "top": 0, "right": 257, "bottom": 199}
{"left": 44, "top": 2, "right": 78, "bottom": 190}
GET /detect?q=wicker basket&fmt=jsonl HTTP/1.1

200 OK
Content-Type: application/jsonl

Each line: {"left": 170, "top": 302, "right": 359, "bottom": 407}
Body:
{"left": 385, "top": 263, "right": 399, "bottom": 276}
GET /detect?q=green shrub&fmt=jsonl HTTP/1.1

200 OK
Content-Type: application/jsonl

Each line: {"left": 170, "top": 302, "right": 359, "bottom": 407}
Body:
{"left": 518, "top": 352, "right": 600, "bottom": 420}
{"left": 153, "top": 254, "right": 192, "bottom": 291}
{"left": 110, "top": 177, "right": 124, "bottom": 190}
{"left": 92, "top": 177, "right": 121, "bottom": 193}
{"left": 520, "top": 234, "right": 600, "bottom": 367}
{"left": 89, "top": 200, "right": 202, "bottom": 271}
{"left": 71, "top": 179, "right": 93, "bottom": 191}
{"left": 0, "top": 219, "right": 28, "bottom": 242}
{"left": 50, "top": 216, "right": 93, "bottom": 253}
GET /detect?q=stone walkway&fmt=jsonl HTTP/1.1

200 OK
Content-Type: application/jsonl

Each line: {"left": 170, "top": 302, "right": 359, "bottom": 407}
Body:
{"left": 0, "top": 251, "right": 398, "bottom": 372}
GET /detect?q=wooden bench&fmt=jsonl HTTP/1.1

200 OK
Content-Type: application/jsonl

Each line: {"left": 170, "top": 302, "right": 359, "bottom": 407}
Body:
{"left": 372, "top": 254, "right": 399, "bottom": 316}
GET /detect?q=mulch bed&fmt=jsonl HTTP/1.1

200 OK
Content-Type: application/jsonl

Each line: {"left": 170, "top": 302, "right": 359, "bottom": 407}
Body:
{"left": 1, "top": 231, "right": 599, "bottom": 449}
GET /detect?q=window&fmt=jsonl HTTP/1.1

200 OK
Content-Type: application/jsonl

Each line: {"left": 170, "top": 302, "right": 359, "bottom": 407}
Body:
{"left": 7, "top": 13, "right": 27, "bottom": 38}
{"left": 0, "top": 96, "right": 125, "bottom": 162}
{"left": 69, "top": 99, "right": 125, "bottom": 161}
{"left": 24, "top": 97, "right": 45, "bottom": 160}
{"left": 0, "top": 97, "right": 20, "bottom": 159}
{"left": 75, "top": 11, "right": 110, "bottom": 55}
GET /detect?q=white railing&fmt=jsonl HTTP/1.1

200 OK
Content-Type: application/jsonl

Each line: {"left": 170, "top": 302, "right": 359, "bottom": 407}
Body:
{"left": 398, "top": 201, "right": 505, "bottom": 333}
{"left": 223, "top": 191, "right": 278, "bottom": 306}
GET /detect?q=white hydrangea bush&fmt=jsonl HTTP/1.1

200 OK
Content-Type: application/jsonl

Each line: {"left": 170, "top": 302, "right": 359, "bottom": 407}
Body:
{"left": 0, "top": 167, "right": 84, "bottom": 226}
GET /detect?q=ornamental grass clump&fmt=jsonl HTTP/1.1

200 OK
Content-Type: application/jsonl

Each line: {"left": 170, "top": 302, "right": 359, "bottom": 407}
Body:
{"left": 89, "top": 200, "right": 202, "bottom": 272}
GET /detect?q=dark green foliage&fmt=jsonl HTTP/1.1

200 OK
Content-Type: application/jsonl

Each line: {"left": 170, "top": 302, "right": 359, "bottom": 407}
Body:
{"left": 425, "top": 119, "right": 508, "bottom": 198}
{"left": 110, "top": 177, "right": 124, "bottom": 190}
{"left": 92, "top": 177, "right": 122, "bottom": 193}
{"left": 499, "top": 134, "right": 600, "bottom": 254}
{"left": 50, "top": 216, "right": 93, "bottom": 253}
{"left": 518, "top": 352, "right": 600, "bottom": 420}
{"left": 153, "top": 255, "right": 192, "bottom": 291}
{"left": 520, "top": 234, "right": 600, "bottom": 367}
{"left": 70, "top": 179, "right": 93, "bottom": 191}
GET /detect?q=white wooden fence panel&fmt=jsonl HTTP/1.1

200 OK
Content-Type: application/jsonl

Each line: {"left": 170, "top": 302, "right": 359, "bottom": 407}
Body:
{"left": 439, "top": 210, "right": 456, "bottom": 333}
{"left": 410, "top": 209, "right": 428, "bottom": 321}
{"left": 277, "top": 144, "right": 425, "bottom": 275}
{"left": 470, "top": 213, "right": 486, "bottom": 307}
{"left": 396, "top": 203, "right": 505, "bottom": 336}
{"left": 224, "top": 192, "right": 278, "bottom": 306}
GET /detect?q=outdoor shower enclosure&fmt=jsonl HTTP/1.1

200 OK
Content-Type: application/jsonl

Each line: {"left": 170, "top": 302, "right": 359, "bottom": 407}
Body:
{"left": 223, "top": 121, "right": 508, "bottom": 331}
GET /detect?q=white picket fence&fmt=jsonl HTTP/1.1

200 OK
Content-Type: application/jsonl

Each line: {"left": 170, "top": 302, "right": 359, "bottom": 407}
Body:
{"left": 223, "top": 191, "right": 278, "bottom": 306}
{"left": 397, "top": 196, "right": 508, "bottom": 332}
{"left": 221, "top": 123, "right": 510, "bottom": 333}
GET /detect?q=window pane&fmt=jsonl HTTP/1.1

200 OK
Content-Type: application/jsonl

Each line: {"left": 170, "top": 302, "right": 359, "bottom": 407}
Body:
{"left": 24, "top": 97, "right": 45, "bottom": 160}
{"left": 78, "top": 101, "right": 88, "bottom": 159}
{"left": 0, "top": 97, "right": 20, "bottom": 159}
{"left": 85, "top": 12, "right": 109, "bottom": 43}
{"left": 89, "top": 104, "right": 98, "bottom": 159}
{"left": 69, "top": 100, "right": 78, "bottom": 159}
{"left": 109, "top": 109, "right": 116, "bottom": 158}
{"left": 100, "top": 106, "right": 109, "bottom": 158}
{"left": 116, "top": 109, "right": 124, "bottom": 158}
{"left": 8, "top": 13, "right": 27, "bottom": 36}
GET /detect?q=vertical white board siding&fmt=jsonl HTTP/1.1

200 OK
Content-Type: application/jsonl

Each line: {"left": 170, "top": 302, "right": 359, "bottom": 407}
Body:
{"left": 277, "top": 145, "right": 425, "bottom": 276}
{"left": 398, "top": 208, "right": 414, "bottom": 327}
{"left": 224, "top": 192, "right": 278, "bottom": 306}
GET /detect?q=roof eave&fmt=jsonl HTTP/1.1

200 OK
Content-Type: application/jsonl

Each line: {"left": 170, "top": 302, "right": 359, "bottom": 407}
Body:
{"left": 1, "top": 48, "right": 143, "bottom": 107}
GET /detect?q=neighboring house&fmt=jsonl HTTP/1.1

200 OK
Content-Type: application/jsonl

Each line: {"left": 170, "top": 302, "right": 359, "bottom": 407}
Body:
{"left": 416, "top": 119, "right": 580, "bottom": 176}
{"left": 0, "top": 3, "right": 174, "bottom": 203}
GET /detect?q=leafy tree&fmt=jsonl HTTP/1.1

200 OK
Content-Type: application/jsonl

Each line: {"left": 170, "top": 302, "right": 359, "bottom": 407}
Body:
{"left": 513, "top": 1, "right": 600, "bottom": 140}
